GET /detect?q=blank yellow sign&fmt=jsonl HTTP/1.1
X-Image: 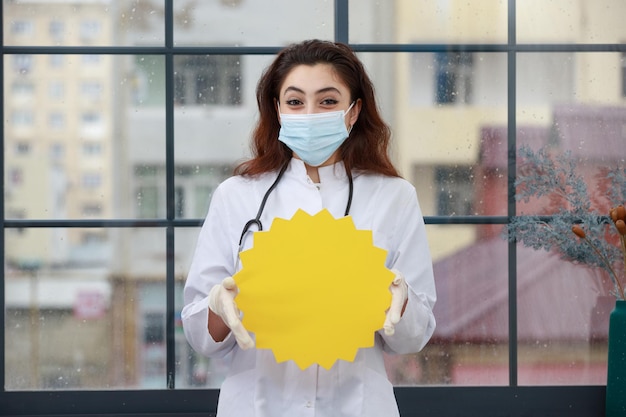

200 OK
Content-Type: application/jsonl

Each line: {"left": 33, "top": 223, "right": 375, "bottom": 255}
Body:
{"left": 233, "top": 209, "right": 393, "bottom": 370}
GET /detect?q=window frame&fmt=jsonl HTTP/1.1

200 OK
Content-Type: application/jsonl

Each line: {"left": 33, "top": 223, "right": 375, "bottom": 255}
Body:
{"left": 622, "top": 51, "right": 626, "bottom": 98}
{"left": 0, "top": 0, "right": 617, "bottom": 415}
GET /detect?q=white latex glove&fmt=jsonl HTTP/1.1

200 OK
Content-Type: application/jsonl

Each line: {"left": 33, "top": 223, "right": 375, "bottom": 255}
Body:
{"left": 208, "top": 277, "right": 255, "bottom": 350}
{"left": 383, "top": 269, "right": 408, "bottom": 336}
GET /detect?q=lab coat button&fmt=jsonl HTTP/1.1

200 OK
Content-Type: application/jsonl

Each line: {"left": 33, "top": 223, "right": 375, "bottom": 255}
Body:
{"left": 305, "top": 401, "right": 313, "bottom": 408}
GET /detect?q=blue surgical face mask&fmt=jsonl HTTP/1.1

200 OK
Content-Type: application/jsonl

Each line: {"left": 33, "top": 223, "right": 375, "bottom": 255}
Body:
{"left": 278, "top": 102, "right": 355, "bottom": 167}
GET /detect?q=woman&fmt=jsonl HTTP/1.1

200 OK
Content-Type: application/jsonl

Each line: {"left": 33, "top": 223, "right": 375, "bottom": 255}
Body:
{"left": 182, "top": 39, "right": 436, "bottom": 417}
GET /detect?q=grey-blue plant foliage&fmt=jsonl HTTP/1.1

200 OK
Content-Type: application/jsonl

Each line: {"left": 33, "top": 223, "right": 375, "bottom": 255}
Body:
{"left": 506, "top": 145, "right": 626, "bottom": 277}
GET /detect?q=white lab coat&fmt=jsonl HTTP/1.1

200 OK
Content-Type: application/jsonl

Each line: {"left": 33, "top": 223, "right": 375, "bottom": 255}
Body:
{"left": 182, "top": 158, "right": 436, "bottom": 417}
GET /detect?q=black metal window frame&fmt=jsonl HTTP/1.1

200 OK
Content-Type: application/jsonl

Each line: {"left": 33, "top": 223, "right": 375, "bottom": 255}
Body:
{"left": 1, "top": 0, "right": 620, "bottom": 415}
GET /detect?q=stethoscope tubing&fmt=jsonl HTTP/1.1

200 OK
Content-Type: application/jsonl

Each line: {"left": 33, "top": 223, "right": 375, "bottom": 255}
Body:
{"left": 237, "top": 161, "right": 290, "bottom": 247}
{"left": 237, "top": 161, "right": 354, "bottom": 250}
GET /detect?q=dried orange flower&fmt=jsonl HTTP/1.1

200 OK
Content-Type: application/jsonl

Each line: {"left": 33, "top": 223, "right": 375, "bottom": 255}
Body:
{"left": 617, "top": 220, "right": 626, "bottom": 236}
{"left": 572, "top": 225, "right": 586, "bottom": 239}
{"left": 616, "top": 205, "right": 626, "bottom": 222}
{"left": 568, "top": 205, "right": 626, "bottom": 300}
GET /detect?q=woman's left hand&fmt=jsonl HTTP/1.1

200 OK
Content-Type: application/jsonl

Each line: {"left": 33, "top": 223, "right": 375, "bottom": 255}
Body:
{"left": 383, "top": 269, "right": 408, "bottom": 336}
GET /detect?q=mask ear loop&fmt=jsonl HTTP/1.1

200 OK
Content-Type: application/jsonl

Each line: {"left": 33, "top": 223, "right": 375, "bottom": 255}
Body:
{"left": 345, "top": 101, "right": 356, "bottom": 115}
{"left": 344, "top": 101, "right": 357, "bottom": 135}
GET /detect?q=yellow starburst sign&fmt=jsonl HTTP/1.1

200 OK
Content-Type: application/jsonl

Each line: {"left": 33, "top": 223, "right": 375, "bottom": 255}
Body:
{"left": 233, "top": 209, "right": 394, "bottom": 370}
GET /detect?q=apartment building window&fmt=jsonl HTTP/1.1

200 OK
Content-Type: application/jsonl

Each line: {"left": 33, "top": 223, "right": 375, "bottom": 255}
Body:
{"left": 48, "top": 81, "right": 65, "bottom": 100}
{"left": 435, "top": 166, "right": 474, "bottom": 216}
{"left": 144, "top": 312, "right": 165, "bottom": 345}
{"left": 80, "top": 20, "right": 100, "bottom": 41}
{"left": 49, "top": 54, "right": 64, "bottom": 68}
{"left": 81, "top": 81, "right": 102, "bottom": 101}
{"left": 174, "top": 55, "right": 242, "bottom": 106}
{"left": 15, "top": 141, "right": 31, "bottom": 156}
{"left": 11, "top": 110, "right": 34, "bottom": 127}
{"left": 82, "top": 203, "right": 102, "bottom": 217}
{"left": 12, "top": 54, "right": 33, "bottom": 74}
{"left": 81, "top": 231, "right": 106, "bottom": 244}
{"left": 49, "top": 112, "right": 64, "bottom": 129}
{"left": 135, "top": 185, "right": 184, "bottom": 218}
{"left": 81, "top": 112, "right": 104, "bottom": 137}
{"left": 435, "top": 52, "right": 473, "bottom": 104}
{"left": 81, "top": 54, "right": 101, "bottom": 66}
{"left": 82, "top": 172, "right": 102, "bottom": 189}
{"left": 11, "top": 81, "right": 34, "bottom": 97}
{"left": 82, "top": 142, "right": 102, "bottom": 156}
{"left": 81, "top": 112, "right": 102, "bottom": 125}
{"left": 50, "top": 143, "right": 65, "bottom": 160}
{"left": 11, "top": 20, "right": 33, "bottom": 36}
{"left": 49, "top": 20, "right": 64, "bottom": 41}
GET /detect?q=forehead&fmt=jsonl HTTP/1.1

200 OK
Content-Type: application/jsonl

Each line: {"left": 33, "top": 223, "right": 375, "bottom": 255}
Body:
{"left": 280, "top": 63, "right": 349, "bottom": 94}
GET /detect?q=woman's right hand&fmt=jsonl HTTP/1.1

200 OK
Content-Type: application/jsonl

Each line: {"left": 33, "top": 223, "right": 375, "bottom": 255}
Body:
{"left": 208, "top": 277, "right": 255, "bottom": 350}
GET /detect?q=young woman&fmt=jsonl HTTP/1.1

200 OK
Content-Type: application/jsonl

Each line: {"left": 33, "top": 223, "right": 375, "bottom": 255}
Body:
{"left": 182, "top": 39, "right": 436, "bottom": 417}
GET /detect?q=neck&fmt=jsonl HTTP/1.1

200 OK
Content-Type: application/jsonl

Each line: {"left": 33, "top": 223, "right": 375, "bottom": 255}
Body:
{"left": 305, "top": 165, "right": 320, "bottom": 183}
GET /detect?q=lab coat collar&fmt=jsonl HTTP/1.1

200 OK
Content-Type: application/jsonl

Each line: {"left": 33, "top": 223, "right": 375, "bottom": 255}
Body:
{"left": 287, "top": 158, "right": 349, "bottom": 190}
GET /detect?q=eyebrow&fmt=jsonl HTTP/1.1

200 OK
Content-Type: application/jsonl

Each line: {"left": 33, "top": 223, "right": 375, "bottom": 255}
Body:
{"left": 283, "top": 86, "right": 343, "bottom": 96}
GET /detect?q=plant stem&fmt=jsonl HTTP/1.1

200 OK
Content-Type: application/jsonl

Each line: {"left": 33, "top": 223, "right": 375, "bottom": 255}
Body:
{"left": 621, "top": 235, "right": 626, "bottom": 292}
{"left": 583, "top": 236, "right": 625, "bottom": 300}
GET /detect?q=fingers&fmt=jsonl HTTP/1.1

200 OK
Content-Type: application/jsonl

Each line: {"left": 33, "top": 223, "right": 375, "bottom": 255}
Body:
{"left": 384, "top": 269, "right": 408, "bottom": 336}
{"left": 229, "top": 320, "right": 255, "bottom": 350}
{"left": 384, "top": 288, "right": 403, "bottom": 336}
{"left": 388, "top": 285, "right": 405, "bottom": 324}
{"left": 391, "top": 268, "right": 403, "bottom": 285}
{"left": 222, "top": 276, "right": 237, "bottom": 290}
{"left": 209, "top": 277, "right": 255, "bottom": 349}
{"left": 218, "top": 281, "right": 255, "bottom": 349}
{"left": 383, "top": 315, "right": 396, "bottom": 336}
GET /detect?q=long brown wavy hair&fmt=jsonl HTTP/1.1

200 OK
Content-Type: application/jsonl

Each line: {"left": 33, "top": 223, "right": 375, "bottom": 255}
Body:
{"left": 234, "top": 39, "right": 399, "bottom": 178}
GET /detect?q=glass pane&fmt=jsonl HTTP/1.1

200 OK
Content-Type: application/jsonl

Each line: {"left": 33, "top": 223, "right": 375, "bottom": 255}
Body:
{"left": 362, "top": 52, "right": 508, "bottom": 216}
{"left": 518, "top": 0, "right": 626, "bottom": 44}
{"left": 516, "top": 52, "right": 626, "bottom": 216}
{"left": 3, "top": 0, "right": 165, "bottom": 47}
{"left": 365, "top": 1, "right": 507, "bottom": 44}
{"left": 397, "top": 224, "right": 510, "bottom": 386}
{"left": 173, "top": 0, "right": 333, "bottom": 46}
{"left": 3, "top": 54, "right": 166, "bottom": 220}
{"left": 5, "top": 227, "right": 168, "bottom": 390}
{"left": 517, "top": 247, "right": 610, "bottom": 385}
{"left": 514, "top": 52, "right": 626, "bottom": 385}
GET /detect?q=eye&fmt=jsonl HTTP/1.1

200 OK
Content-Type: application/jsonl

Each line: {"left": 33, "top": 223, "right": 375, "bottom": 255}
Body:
{"left": 321, "top": 98, "right": 339, "bottom": 106}
{"left": 285, "top": 99, "right": 303, "bottom": 106}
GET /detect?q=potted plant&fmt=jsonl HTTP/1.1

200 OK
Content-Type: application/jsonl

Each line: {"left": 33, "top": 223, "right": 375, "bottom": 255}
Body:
{"left": 507, "top": 145, "right": 626, "bottom": 416}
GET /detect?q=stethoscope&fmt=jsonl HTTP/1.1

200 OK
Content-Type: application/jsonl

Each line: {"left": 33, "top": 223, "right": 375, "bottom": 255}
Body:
{"left": 236, "top": 160, "right": 354, "bottom": 257}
